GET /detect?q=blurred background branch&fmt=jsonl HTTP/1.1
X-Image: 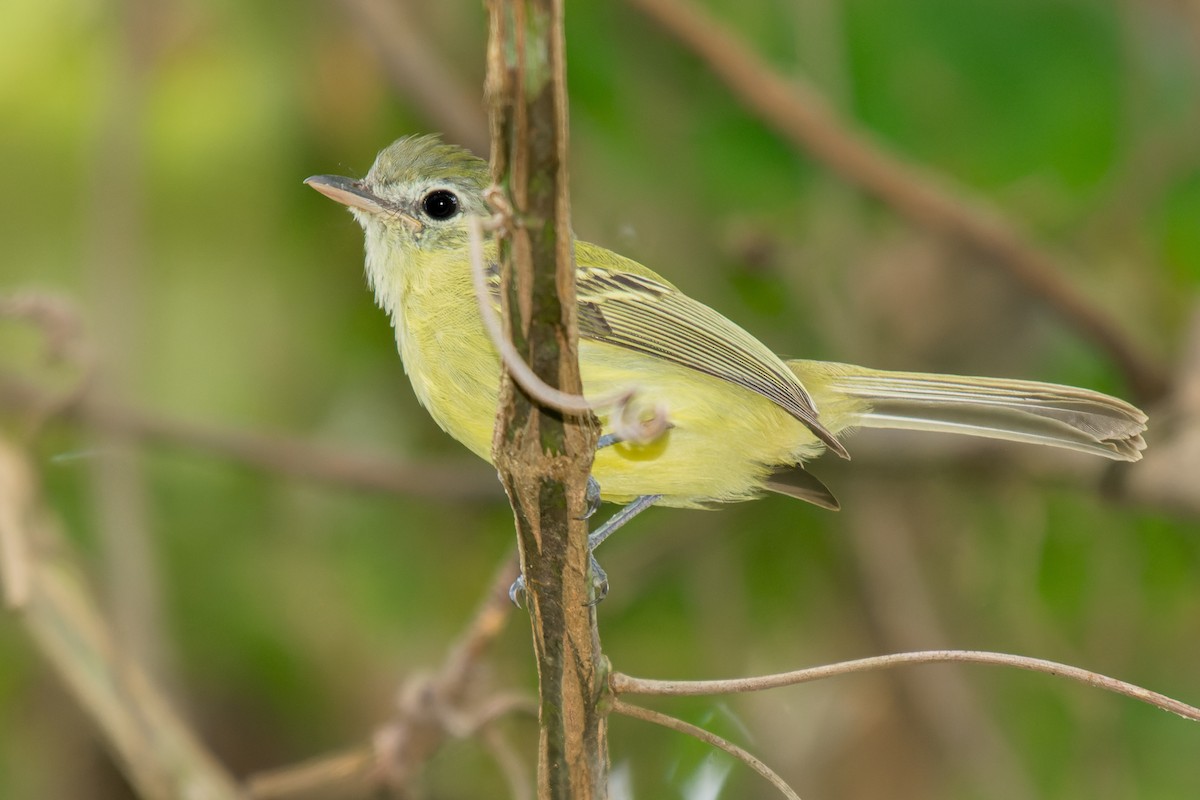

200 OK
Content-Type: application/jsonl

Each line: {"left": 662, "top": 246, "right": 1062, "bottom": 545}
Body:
{"left": 330, "top": 0, "right": 488, "bottom": 153}
{"left": 2, "top": 0, "right": 1198, "bottom": 797}
{"left": 244, "top": 555, "right": 523, "bottom": 799}
{"left": 0, "top": 440, "right": 243, "bottom": 800}
{"left": 0, "top": 368, "right": 499, "bottom": 502}
{"left": 626, "top": 0, "right": 1168, "bottom": 402}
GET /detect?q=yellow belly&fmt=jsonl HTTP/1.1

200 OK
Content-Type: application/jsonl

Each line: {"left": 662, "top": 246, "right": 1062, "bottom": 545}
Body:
{"left": 581, "top": 341, "right": 824, "bottom": 507}
{"left": 395, "top": 289, "right": 822, "bottom": 508}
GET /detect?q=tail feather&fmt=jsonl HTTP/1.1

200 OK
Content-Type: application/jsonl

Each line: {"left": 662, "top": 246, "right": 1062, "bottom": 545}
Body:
{"left": 789, "top": 361, "right": 1148, "bottom": 462}
{"left": 763, "top": 465, "right": 841, "bottom": 510}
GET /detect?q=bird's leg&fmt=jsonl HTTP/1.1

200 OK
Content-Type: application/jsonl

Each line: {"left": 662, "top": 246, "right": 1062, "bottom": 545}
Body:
{"left": 596, "top": 432, "right": 623, "bottom": 449}
{"left": 508, "top": 493, "right": 663, "bottom": 607}
{"left": 586, "top": 493, "right": 662, "bottom": 604}
{"left": 582, "top": 403, "right": 672, "bottom": 600}
{"left": 587, "top": 493, "right": 662, "bottom": 552}
{"left": 510, "top": 402, "right": 669, "bottom": 606}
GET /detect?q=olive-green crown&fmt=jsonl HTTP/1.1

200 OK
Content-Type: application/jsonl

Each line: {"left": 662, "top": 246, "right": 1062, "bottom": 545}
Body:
{"left": 366, "top": 134, "right": 489, "bottom": 194}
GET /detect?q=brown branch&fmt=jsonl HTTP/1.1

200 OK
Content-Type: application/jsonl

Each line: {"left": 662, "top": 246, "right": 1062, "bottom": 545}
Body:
{"left": 0, "top": 372, "right": 499, "bottom": 502}
{"left": 625, "top": 0, "right": 1168, "bottom": 402}
{"left": 486, "top": 1, "right": 608, "bottom": 799}
{"left": 610, "top": 699, "right": 803, "bottom": 800}
{"left": 611, "top": 650, "right": 1200, "bottom": 721}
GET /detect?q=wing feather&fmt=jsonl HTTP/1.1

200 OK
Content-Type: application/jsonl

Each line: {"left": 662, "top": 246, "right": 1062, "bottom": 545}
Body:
{"left": 574, "top": 266, "right": 848, "bottom": 458}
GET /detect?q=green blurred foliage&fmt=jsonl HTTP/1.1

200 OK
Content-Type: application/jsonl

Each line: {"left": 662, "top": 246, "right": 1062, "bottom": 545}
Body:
{"left": 1, "top": 0, "right": 1198, "bottom": 798}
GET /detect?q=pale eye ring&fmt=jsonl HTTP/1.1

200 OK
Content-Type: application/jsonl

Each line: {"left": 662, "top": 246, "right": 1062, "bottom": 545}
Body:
{"left": 421, "top": 189, "right": 459, "bottom": 220}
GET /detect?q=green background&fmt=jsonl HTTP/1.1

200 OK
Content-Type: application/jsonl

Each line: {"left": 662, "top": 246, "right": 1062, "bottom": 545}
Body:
{"left": 1, "top": 0, "right": 1197, "bottom": 797}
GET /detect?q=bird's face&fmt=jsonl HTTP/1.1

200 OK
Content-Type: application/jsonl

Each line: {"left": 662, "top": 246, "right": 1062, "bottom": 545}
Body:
{"left": 307, "top": 134, "right": 492, "bottom": 253}
{"left": 306, "top": 135, "right": 492, "bottom": 304}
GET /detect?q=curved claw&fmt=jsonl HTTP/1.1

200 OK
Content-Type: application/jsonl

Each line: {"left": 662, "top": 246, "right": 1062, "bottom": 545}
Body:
{"left": 586, "top": 554, "right": 609, "bottom": 607}
{"left": 578, "top": 475, "right": 602, "bottom": 520}
{"left": 508, "top": 574, "right": 526, "bottom": 608}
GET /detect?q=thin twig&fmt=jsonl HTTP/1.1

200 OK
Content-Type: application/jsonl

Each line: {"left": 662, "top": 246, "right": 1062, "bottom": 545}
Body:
{"left": 612, "top": 650, "right": 1200, "bottom": 721}
{"left": 468, "top": 215, "right": 598, "bottom": 417}
{"left": 625, "top": 0, "right": 1168, "bottom": 402}
{"left": 610, "top": 699, "right": 803, "bottom": 800}
{"left": 467, "top": 215, "right": 670, "bottom": 444}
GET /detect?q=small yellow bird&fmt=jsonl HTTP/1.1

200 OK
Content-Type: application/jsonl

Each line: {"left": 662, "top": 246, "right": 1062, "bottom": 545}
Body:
{"left": 307, "top": 135, "right": 1146, "bottom": 585}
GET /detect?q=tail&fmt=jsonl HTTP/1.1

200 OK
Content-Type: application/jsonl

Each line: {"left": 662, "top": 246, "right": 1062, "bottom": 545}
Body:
{"left": 787, "top": 360, "right": 1148, "bottom": 462}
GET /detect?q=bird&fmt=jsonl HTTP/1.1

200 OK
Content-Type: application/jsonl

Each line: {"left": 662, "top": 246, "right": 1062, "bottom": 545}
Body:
{"left": 307, "top": 134, "right": 1147, "bottom": 597}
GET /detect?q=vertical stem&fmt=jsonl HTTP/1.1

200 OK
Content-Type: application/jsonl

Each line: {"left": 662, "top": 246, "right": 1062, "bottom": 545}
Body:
{"left": 485, "top": 1, "right": 608, "bottom": 799}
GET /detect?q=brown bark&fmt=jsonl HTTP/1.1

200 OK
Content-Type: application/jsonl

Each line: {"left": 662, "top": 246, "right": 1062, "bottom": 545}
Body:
{"left": 485, "top": 1, "right": 608, "bottom": 799}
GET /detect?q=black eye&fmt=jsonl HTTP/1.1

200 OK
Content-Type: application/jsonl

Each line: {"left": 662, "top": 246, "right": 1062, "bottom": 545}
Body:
{"left": 421, "top": 190, "right": 459, "bottom": 220}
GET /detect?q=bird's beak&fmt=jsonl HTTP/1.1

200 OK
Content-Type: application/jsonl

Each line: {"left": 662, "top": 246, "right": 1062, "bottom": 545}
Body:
{"left": 304, "top": 174, "right": 420, "bottom": 230}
